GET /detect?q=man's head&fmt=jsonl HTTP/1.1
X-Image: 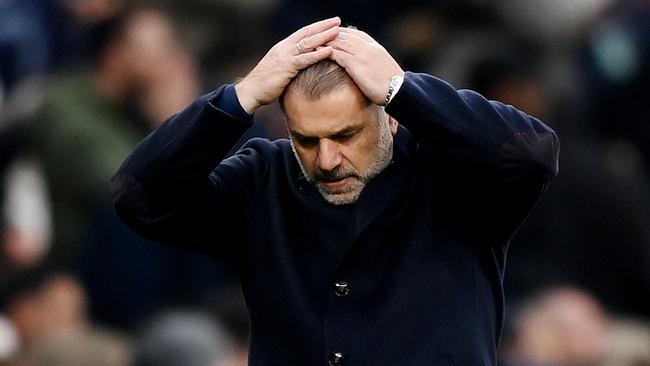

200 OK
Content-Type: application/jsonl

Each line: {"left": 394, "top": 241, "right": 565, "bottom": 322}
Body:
{"left": 281, "top": 60, "right": 398, "bottom": 205}
{"left": 92, "top": 8, "right": 198, "bottom": 115}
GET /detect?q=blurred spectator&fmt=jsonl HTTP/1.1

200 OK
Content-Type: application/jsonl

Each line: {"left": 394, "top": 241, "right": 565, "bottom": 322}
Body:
{"left": 0, "top": 315, "right": 20, "bottom": 362}
{"left": 0, "top": 266, "right": 87, "bottom": 348}
{"left": 117, "top": 8, "right": 199, "bottom": 126}
{"left": 583, "top": 0, "right": 650, "bottom": 177}
{"left": 14, "top": 5, "right": 199, "bottom": 263}
{"left": 17, "top": 11, "right": 147, "bottom": 263}
{"left": 469, "top": 55, "right": 550, "bottom": 121}
{"left": 135, "top": 310, "right": 239, "bottom": 366}
{"left": 494, "top": 0, "right": 614, "bottom": 45}
{"left": 208, "top": 286, "right": 250, "bottom": 366}
{"left": 499, "top": 287, "right": 609, "bottom": 366}
{"left": 10, "top": 328, "right": 132, "bottom": 366}
{"left": 52, "top": 0, "right": 126, "bottom": 70}
{"left": 0, "top": 0, "right": 125, "bottom": 103}
{"left": 0, "top": 265, "right": 133, "bottom": 366}
{"left": 0, "top": 0, "right": 50, "bottom": 96}
{"left": 0, "top": 5, "right": 236, "bottom": 333}
{"left": 603, "top": 317, "right": 650, "bottom": 366}
{"left": 1, "top": 158, "right": 51, "bottom": 269}
{"left": 64, "top": 0, "right": 125, "bottom": 25}
{"left": 383, "top": 8, "right": 447, "bottom": 72}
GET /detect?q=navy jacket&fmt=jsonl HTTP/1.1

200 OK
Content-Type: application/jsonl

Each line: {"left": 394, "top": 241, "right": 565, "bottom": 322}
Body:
{"left": 111, "top": 72, "right": 559, "bottom": 366}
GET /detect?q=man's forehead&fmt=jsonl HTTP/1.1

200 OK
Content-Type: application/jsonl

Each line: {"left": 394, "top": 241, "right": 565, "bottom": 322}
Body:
{"left": 283, "top": 87, "right": 376, "bottom": 137}
{"left": 284, "top": 107, "right": 374, "bottom": 140}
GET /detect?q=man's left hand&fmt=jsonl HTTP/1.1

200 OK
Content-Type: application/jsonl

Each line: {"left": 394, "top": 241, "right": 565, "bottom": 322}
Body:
{"left": 327, "top": 27, "right": 405, "bottom": 105}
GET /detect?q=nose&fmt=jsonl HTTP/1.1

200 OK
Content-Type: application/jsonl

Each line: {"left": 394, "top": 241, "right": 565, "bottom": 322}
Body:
{"left": 317, "top": 139, "right": 342, "bottom": 172}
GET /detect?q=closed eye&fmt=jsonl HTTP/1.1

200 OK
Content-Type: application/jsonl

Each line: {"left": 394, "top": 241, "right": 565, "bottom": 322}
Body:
{"left": 294, "top": 136, "right": 319, "bottom": 147}
{"left": 332, "top": 127, "right": 361, "bottom": 142}
{"left": 332, "top": 131, "right": 357, "bottom": 142}
{"left": 290, "top": 124, "right": 362, "bottom": 147}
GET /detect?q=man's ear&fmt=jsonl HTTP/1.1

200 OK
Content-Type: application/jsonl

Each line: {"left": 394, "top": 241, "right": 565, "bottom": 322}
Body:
{"left": 389, "top": 116, "right": 399, "bottom": 136}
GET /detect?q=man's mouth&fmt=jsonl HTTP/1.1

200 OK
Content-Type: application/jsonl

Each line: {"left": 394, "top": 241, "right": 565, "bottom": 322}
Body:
{"left": 320, "top": 176, "right": 351, "bottom": 191}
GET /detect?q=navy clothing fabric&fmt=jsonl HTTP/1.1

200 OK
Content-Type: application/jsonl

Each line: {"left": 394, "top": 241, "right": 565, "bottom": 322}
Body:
{"left": 111, "top": 72, "right": 559, "bottom": 366}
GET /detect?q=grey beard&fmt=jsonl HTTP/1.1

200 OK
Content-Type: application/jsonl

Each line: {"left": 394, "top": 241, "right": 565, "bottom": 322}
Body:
{"left": 290, "top": 120, "right": 394, "bottom": 205}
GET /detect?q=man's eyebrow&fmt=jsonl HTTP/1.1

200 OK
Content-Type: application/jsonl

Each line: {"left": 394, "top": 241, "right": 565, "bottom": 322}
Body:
{"left": 290, "top": 124, "right": 363, "bottom": 140}
{"left": 289, "top": 130, "right": 312, "bottom": 140}
{"left": 330, "top": 125, "right": 362, "bottom": 138}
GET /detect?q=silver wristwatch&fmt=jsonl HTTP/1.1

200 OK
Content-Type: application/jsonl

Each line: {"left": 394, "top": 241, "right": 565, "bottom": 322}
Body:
{"left": 385, "top": 74, "right": 404, "bottom": 106}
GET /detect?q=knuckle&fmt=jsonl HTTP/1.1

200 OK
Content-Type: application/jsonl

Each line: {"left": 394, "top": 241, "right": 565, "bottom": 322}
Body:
{"left": 291, "top": 56, "right": 304, "bottom": 69}
{"left": 299, "top": 54, "right": 311, "bottom": 66}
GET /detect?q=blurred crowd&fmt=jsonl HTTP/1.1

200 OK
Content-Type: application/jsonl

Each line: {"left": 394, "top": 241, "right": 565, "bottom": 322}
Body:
{"left": 0, "top": 0, "right": 648, "bottom": 365}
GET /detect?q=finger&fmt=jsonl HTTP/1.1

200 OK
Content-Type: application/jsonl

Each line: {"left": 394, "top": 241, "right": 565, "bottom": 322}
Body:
{"left": 329, "top": 49, "right": 353, "bottom": 68}
{"left": 326, "top": 37, "right": 357, "bottom": 54}
{"left": 294, "top": 46, "right": 334, "bottom": 70}
{"left": 337, "top": 31, "right": 369, "bottom": 46}
{"left": 339, "top": 27, "right": 375, "bottom": 42}
{"left": 289, "top": 17, "right": 341, "bottom": 42}
{"left": 296, "top": 26, "right": 340, "bottom": 54}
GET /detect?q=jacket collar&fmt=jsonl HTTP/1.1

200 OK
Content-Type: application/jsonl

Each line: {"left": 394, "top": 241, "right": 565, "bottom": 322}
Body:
{"left": 333, "top": 126, "right": 416, "bottom": 270}
{"left": 289, "top": 126, "right": 416, "bottom": 271}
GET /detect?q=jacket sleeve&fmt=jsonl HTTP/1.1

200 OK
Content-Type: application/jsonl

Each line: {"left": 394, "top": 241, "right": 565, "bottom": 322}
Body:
{"left": 386, "top": 72, "right": 560, "bottom": 241}
{"left": 386, "top": 72, "right": 559, "bottom": 182}
{"left": 110, "top": 85, "right": 263, "bottom": 265}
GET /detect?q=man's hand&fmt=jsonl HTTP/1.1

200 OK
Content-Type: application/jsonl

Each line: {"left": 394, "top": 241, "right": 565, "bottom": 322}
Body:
{"left": 327, "top": 27, "right": 404, "bottom": 105}
{"left": 235, "top": 17, "right": 341, "bottom": 114}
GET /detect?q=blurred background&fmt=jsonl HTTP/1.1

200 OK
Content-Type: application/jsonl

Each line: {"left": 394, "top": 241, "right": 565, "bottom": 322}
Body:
{"left": 0, "top": 0, "right": 649, "bottom": 365}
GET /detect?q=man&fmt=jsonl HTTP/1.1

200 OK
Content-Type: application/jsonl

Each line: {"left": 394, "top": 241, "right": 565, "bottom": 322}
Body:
{"left": 16, "top": 7, "right": 198, "bottom": 263}
{"left": 111, "top": 17, "right": 559, "bottom": 365}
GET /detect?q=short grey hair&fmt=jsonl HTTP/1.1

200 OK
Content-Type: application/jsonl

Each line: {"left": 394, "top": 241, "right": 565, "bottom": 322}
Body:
{"left": 279, "top": 60, "right": 367, "bottom": 110}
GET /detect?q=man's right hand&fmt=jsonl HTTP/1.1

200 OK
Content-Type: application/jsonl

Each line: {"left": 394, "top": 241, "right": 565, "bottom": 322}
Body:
{"left": 235, "top": 17, "right": 341, "bottom": 114}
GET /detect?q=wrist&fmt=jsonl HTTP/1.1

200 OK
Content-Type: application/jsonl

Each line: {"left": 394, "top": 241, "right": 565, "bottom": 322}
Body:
{"left": 384, "top": 73, "right": 405, "bottom": 106}
{"left": 234, "top": 80, "right": 260, "bottom": 114}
